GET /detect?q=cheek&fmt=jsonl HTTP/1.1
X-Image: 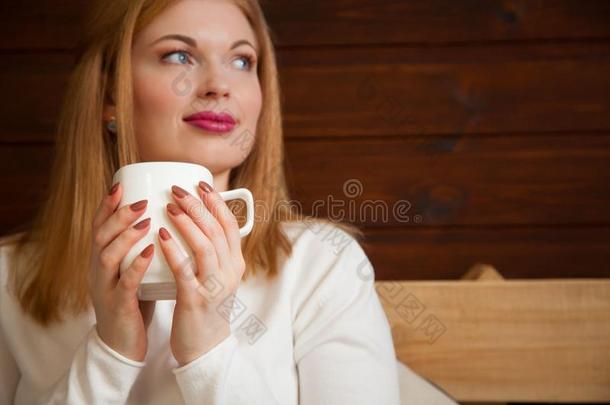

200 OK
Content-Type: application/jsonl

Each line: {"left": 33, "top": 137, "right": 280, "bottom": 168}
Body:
{"left": 132, "top": 65, "right": 190, "bottom": 159}
{"left": 133, "top": 66, "right": 185, "bottom": 119}
{"left": 242, "top": 81, "right": 262, "bottom": 125}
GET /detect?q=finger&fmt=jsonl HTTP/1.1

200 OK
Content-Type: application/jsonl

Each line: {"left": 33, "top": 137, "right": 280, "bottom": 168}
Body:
{"left": 166, "top": 202, "right": 219, "bottom": 280}
{"left": 94, "top": 199, "right": 149, "bottom": 253}
{"left": 98, "top": 217, "right": 152, "bottom": 286}
{"left": 170, "top": 185, "right": 232, "bottom": 270}
{"left": 157, "top": 227, "right": 201, "bottom": 299}
{"left": 116, "top": 243, "right": 155, "bottom": 298}
{"left": 93, "top": 182, "right": 121, "bottom": 230}
{"left": 91, "top": 182, "right": 123, "bottom": 256}
{"left": 198, "top": 181, "right": 242, "bottom": 263}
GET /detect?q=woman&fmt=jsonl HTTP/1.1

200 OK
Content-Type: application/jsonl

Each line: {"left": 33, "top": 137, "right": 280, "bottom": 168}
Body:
{"left": 0, "top": 0, "right": 401, "bottom": 403}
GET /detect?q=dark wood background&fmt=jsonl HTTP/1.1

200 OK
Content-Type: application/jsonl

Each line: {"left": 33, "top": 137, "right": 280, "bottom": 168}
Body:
{"left": 0, "top": 0, "right": 609, "bottom": 283}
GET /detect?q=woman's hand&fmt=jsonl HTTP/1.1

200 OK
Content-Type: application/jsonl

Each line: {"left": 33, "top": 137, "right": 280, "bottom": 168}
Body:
{"left": 158, "top": 181, "right": 246, "bottom": 366}
{"left": 89, "top": 182, "right": 157, "bottom": 362}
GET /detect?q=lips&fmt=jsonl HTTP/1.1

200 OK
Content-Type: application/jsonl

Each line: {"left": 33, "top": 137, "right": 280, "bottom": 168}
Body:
{"left": 183, "top": 111, "right": 237, "bottom": 134}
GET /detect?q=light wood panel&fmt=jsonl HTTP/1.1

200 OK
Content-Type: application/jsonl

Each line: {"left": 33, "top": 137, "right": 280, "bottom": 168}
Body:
{"left": 376, "top": 278, "right": 610, "bottom": 402}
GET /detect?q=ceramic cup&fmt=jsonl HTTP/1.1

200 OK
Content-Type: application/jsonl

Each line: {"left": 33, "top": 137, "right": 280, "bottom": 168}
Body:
{"left": 111, "top": 161, "right": 254, "bottom": 300}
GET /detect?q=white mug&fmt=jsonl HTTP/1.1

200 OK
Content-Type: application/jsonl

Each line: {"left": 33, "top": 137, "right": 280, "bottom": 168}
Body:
{"left": 111, "top": 161, "right": 254, "bottom": 300}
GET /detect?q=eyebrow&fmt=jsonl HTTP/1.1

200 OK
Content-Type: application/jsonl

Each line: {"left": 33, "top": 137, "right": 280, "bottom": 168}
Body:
{"left": 149, "top": 34, "right": 258, "bottom": 53}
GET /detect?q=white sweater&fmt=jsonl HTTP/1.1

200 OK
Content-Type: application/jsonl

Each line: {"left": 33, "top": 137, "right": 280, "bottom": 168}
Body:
{"left": 0, "top": 221, "right": 401, "bottom": 404}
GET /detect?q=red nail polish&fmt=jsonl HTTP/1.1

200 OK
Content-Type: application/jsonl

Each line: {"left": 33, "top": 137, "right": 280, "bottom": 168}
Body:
{"left": 140, "top": 244, "right": 154, "bottom": 258}
{"left": 172, "top": 185, "right": 188, "bottom": 198}
{"left": 108, "top": 183, "right": 119, "bottom": 196}
{"left": 133, "top": 217, "right": 151, "bottom": 230}
{"left": 130, "top": 200, "right": 148, "bottom": 212}
{"left": 166, "top": 203, "right": 183, "bottom": 216}
{"left": 199, "top": 181, "right": 213, "bottom": 193}
{"left": 159, "top": 227, "right": 171, "bottom": 241}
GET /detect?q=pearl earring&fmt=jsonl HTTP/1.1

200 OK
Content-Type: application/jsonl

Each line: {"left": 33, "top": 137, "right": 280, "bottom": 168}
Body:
{"left": 106, "top": 117, "right": 117, "bottom": 134}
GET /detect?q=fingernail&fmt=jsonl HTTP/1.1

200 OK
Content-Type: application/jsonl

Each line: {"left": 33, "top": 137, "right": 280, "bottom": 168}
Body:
{"left": 159, "top": 227, "right": 171, "bottom": 241}
{"left": 166, "top": 203, "right": 183, "bottom": 216}
{"left": 130, "top": 199, "right": 148, "bottom": 212}
{"left": 108, "top": 182, "right": 119, "bottom": 196}
{"left": 140, "top": 243, "right": 154, "bottom": 258}
{"left": 171, "top": 185, "right": 188, "bottom": 198}
{"left": 199, "top": 181, "right": 213, "bottom": 193}
{"left": 133, "top": 217, "right": 151, "bottom": 230}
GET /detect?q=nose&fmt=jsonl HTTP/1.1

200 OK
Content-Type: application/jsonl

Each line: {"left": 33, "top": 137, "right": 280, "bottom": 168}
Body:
{"left": 198, "top": 63, "right": 230, "bottom": 100}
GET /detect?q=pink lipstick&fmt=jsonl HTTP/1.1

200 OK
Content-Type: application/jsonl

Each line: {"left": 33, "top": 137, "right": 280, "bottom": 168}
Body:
{"left": 183, "top": 111, "right": 236, "bottom": 134}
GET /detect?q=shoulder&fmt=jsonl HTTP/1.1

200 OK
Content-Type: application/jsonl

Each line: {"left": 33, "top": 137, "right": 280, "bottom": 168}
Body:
{"left": 0, "top": 236, "right": 18, "bottom": 287}
{"left": 282, "top": 220, "right": 380, "bottom": 342}
{"left": 0, "top": 240, "right": 17, "bottom": 308}
{"left": 280, "top": 218, "right": 374, "bottom": 297}
{"left": 0, "top": 232, "right": 26, "bottom": 255}
{"left": 280, "top": 218, "right": 365, "bottom": 261}
{"left": 0, "top": 232, "right": 35, "bottom": 290}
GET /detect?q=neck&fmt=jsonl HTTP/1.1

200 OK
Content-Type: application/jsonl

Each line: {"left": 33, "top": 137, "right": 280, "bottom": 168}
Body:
{"left": 212, "top": 169, "right": 231, "bottom": 193}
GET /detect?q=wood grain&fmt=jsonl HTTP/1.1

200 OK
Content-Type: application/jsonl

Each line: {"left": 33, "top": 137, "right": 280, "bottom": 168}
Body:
{"left": 376, "top": 278, "right": 610, "bottom": 402}
{"left": 285, "top": 135, "right": 610, "bottom": 226}
{"left": 1, "top": 2, "right": 609, "bottom": 404}
{"left": 2, "top": 135, "right": 609, "bottom": 228}
{"left": 362, "top": 225, "right": 610, "bottom": 279}
{"left": 279, "top": 42, "right": 610, "bottom": 137}
{"left": 2, "top": 43, "right": 609, "bottom": 142}
{"left": 0, "top": 1, "right": 608, "bottom": 290}
{"left": 1, "top": 0, "right": 610, "bottom": 50}
{"left": 1, "top": 141, "right": 609, "bottom": 279}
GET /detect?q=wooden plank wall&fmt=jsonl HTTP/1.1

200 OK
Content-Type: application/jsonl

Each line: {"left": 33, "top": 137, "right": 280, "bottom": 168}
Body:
{"left": 0, "top": 1, "right": 609, "bottom": 282}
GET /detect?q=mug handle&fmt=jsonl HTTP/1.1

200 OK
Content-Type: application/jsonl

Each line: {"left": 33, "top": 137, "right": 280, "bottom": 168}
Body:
{"left": 218, "top": 188, "right": 254, "bottom": 237}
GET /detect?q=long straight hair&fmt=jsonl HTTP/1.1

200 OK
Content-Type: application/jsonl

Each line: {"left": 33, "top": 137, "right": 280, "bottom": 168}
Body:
{"left": 1, "top": 0, "right": 362, "bottom": 326}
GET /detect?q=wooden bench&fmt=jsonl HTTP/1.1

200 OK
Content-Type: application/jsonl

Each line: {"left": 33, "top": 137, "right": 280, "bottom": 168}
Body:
{"left": 376, "top": 264, "right": 610, "bottom": 403}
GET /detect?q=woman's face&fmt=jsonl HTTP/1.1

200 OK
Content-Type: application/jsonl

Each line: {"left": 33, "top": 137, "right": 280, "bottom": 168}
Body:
{"left": 129, "top": 0, "right": 261, "bottom": 183}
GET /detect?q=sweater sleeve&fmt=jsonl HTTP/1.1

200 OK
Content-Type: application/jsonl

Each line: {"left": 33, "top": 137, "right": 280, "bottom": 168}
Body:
{"left": 0, "top": 243, "right": 21, "bottom": 404}
{"left": 171, "top": 333, "right": 279, "bottom": 404}
{"left": 37, "top": 325, "right": 145, "bottom": 404}
{"left": 292, "top": 230, "right": 401, "bottom": 404}
{"left": 0, "top": 243, "right": 146, "bottom": 404}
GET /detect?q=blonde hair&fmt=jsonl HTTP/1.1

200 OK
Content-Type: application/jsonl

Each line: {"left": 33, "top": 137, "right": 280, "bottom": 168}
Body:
{"left": 1, "top": 0, "right": 362, "bottom": 326}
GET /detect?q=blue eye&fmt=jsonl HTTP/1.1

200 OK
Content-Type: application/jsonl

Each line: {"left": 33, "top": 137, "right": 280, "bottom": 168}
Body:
{"left": 161, "top": 49, "right": 256, "bottom": 71}
{"left": 233, "top": 54, "right": 255, "bottom": 71}
{"left": 162, "top": 50, "right": 191, "bottom": 65}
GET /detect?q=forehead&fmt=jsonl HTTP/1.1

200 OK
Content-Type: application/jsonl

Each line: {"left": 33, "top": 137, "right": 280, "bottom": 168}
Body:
{"left": 135, "top": 0, "right": 257, "bottom": 49}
